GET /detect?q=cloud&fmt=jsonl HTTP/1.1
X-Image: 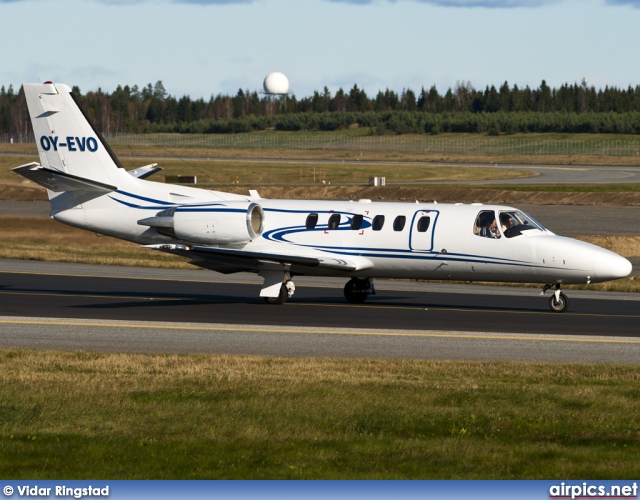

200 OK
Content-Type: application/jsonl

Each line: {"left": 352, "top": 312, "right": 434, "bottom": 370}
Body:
{"left": 171, "top": 0, "right": 254, "bottom": 3}
{"left": 605, "top": 0, "right": 640, "bottom": 6}
{"left": 22, "top": 0, "right": 259, "bottom": 4}
{"left": 0, "top": 0, "right": 578, "bottom": 6}
{"left": 93, "top": 0, "right": 253, "bottom": 3}
{"left": 425, "top": 0, "right": 556, "bottom": 5}
{"left": 0, "top": 0, "right": 556, "bottom": 4}
{"left": 327, "top": 0, "right": 558, "bottom": 6}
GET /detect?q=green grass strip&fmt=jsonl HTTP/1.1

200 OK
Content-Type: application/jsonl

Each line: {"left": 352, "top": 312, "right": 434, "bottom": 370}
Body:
{"left": 1, "top": 350, "right": 639, "bottom": 479}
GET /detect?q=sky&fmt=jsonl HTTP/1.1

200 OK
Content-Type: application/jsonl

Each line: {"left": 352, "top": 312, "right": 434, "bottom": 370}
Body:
{"left": 1, "top": 0, "right": 640, "bottom": 100}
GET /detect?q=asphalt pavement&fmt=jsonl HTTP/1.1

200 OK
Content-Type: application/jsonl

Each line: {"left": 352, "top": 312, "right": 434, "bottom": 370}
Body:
{"left": 1, "top": 260, "right": 639, "bottom": 363}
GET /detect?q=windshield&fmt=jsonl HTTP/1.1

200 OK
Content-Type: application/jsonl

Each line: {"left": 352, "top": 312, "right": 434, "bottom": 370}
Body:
{"left": 499, "top": 210, "right": 546, "bottom": 238}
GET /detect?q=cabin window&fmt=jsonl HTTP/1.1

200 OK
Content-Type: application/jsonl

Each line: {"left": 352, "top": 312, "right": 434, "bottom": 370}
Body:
{"left": 306, "top": 213, "right": 318, "bottom": 229}
{"left": 350, "top": 214, "right": 363, "bottom": 230}
{"left": 393, "top": 215, "right": 406, "bottom": 232}
{"left": 416, "top": 216, "right": 431, "bottom": 232}
{"left": 328, "top": 214, "right": 341, "bottom": 230}
{"left": 372, "top": 215, "right": 385, "bottom": 231}
{"left": 474, "top": 210, "right": 500, "bottom": 239}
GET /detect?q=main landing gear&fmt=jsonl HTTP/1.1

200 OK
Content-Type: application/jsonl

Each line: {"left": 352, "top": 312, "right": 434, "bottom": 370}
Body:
{"left": 262, "top": 275, "right": 375, "bottom": 305}
{"left": 541, "top": 283, "right": 569, "bottom": 313}
{"left": 263, "top": 280, "right": 295, "bottom": 305}
{"left": 343, "top": 278, "right": 376, "bottom": 304}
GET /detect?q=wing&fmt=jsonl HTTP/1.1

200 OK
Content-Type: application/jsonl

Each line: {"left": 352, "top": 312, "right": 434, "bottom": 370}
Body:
{"left": 144, "top": 243, "right": 364, "bottom": 274}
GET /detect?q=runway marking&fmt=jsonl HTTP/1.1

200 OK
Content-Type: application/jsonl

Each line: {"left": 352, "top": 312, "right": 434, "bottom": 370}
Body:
{"left": 0, "top": 290, "right": 183, "bottom": 301}
{"left": 536, "top": 166, "right": 589, "bottom": 171}
{"left": 1, "top": 318, "right": 639, "bottom": 344}
{"left": 288, "top": 302, "right": 640, "bottom": 320}
{"left": 0, "top": 269, "right": 262, "bottom": 286}
{"left": 0, "top": 270, "right": 288, "bottom": 288}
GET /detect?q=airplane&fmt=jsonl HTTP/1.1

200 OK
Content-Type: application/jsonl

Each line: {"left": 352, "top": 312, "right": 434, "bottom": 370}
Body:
{"left": 12, "top": 82, "right": 633, "bottom": 313}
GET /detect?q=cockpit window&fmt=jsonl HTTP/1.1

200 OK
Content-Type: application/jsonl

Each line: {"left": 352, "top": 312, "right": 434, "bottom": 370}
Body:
{"left": 499, "top": 210, "right": 545, "bottom": 238}
{"left": 474, "top": 210, "right": 500, "bottom": 239}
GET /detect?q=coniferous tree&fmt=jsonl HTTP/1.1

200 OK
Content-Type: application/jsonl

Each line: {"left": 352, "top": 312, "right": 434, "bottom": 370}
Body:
{"left": 5, "top": 78, "right": 640, "bottom": 136}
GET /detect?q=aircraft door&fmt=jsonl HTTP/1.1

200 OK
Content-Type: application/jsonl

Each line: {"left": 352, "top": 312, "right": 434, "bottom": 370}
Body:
{"left": 409, "top": 209, "right": 438, "bottom": 252}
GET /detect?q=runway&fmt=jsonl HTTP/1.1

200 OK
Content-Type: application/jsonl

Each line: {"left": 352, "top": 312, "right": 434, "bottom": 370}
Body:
{"left": 1, "top": 259, "right": 638, "bottom": 363}
{"left": 3, "top": 151, "right": 640, "bottom": 184}
{"left": 455, "top": 163, "right": 640, "bottom": 184}
{"left": 129, "top": 156, "right": 640, "bottom": 184}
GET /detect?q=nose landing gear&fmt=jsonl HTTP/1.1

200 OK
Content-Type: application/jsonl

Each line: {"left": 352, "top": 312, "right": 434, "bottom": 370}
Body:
{"left": 542, "top": 283, "right": 569, "bottom": 313}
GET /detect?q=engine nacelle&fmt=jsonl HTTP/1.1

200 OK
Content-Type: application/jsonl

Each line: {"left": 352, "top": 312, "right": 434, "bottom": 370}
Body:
{"left": 139, "top": 202, "right": 264, "bottom": 245}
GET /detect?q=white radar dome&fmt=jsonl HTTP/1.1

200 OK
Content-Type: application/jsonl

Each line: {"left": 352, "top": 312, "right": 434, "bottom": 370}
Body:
{"left": 263, "top": 72, "right": 289, "bottom": 95}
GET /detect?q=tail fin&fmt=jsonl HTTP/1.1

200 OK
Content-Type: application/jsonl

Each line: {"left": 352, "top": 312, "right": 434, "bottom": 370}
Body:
{"left": 22, "top": 82, "right": 124, "bottom": 186}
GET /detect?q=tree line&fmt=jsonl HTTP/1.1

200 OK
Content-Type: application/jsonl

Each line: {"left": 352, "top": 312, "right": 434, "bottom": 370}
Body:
{"left": 4, "top": 79, "right": 640, "bottom": 136}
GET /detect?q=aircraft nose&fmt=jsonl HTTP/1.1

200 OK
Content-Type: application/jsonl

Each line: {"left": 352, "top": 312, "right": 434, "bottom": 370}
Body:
{"left": 593, "top": 252, "right": 632, "bottom": 281}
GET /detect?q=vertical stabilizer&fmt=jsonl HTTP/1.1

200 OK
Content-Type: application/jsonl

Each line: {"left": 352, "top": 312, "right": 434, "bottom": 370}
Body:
{"left": 24, "top": 82, "right": 125, "bottom": 187}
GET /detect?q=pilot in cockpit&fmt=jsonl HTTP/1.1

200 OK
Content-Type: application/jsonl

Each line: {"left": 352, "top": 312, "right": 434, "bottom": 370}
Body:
{"left": 500, "top": 213, "right": 514, "bottom": 232}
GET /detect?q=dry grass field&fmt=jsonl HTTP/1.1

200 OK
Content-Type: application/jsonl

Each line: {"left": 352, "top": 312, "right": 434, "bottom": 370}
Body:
{"left": 0, "top": 217, "right": 192, "bottom": 269}
{"left": 0, "top": 149, "right": 534, "bottom": 190}
{"left": 6, "top": 131, "right": 640, "bottom": 165}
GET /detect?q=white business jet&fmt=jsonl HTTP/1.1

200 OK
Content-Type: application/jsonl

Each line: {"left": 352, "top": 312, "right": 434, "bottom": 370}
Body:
{"left": 13, "top": 82, "right": 632, "bottom": 312}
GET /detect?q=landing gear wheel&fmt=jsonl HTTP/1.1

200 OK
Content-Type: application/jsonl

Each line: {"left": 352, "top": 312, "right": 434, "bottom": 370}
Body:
{"left": 549, "top": 292, "right": 568, "bottom": 313}
{"left": 264, "top": 284, "right": 288, "bottom": 305}
{"left": 344, "top": 278, "right": 372, "bottom": 304}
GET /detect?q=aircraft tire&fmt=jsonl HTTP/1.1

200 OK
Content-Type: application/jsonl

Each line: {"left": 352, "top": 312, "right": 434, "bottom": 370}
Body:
{"left": 264, "top": 284, "right": 288, "bottom": 305}
{"left": 548, "top": 292, "right": 568, "bottom": 313}
{"left": 344, "top": 278, "right": 370, "bottom": 304}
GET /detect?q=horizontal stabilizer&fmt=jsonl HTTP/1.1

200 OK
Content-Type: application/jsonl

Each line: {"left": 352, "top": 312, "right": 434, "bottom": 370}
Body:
{"left": 128, "top": 164, "right": 162, "bottom": 179}
{"left": 145, "top": 244, "right": 358, "bottom": 272}
{"left": 12, "top": 162, "right": 117, "bottom": 193}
